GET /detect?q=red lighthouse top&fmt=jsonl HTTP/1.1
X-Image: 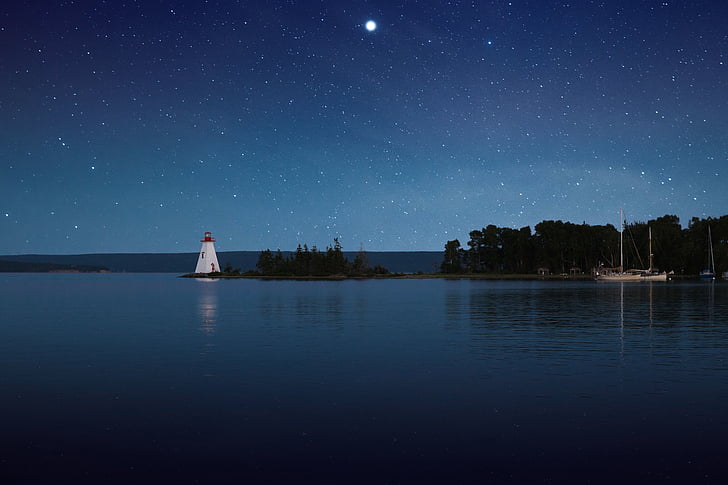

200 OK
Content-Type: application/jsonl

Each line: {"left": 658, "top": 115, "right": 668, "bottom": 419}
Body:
{"left": 201, "top": 231, "right": 216, "bottom": 242}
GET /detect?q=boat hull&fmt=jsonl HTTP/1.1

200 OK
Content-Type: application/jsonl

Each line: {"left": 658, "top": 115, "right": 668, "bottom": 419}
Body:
{"left": 700, "top": 271, "right": 715, "bottom": 280}
{"left": 596, "top": 270, "right": 668, "bottom": 282}
{"left": 640, "top": 272, "right": 668, "bottom": 281}
{"left": 596, "top": 273, "right": 643, "bottom": 282}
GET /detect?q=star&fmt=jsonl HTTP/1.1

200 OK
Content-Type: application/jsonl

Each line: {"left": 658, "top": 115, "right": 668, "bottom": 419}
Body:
{"left": 0, "top": 1, "right": 724, "bottom": 254}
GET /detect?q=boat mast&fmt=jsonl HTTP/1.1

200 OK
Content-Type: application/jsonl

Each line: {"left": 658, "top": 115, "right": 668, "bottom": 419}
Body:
{"left": 648, "top": 226, "right": 653, "bottom": 273}
{"left": 619, "top": 208, "right": 624, "bottom": 273}
{"left": 708, "top": 225, "right": 715, "bottom": 273}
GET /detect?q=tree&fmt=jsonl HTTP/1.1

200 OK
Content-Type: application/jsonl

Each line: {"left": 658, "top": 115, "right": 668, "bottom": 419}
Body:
{"left": 441, "top": 239, "right": 463, "bottom": 273}
{"left": 373, "top": 263, "right": 390, "bottom": 275}
{"left": 256, "top": 249, "right": 275, "bottom": 275}
{"left": 534, "top": 220, "right": 568, "bottom": 274}
{"left": 325, "top": 238, "right": 348, "bottom": 275}
{"left": 466, "top": 229, "right": 484, "bottom": 272}
{"left": 351, "top": 244, "right": 371, "bottom": 275}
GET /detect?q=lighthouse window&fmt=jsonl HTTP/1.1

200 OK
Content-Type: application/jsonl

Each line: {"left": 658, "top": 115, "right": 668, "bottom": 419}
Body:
{"left": 201, "top": 252, "right": 205, "bottom": 258}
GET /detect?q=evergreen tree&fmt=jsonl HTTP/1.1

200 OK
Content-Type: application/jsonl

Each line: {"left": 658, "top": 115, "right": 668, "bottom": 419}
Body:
{"left": 351, "top": 244, "right": 371, "bottom": 275}
{"left": 325, "top": 238, "right": 348, "bottom": 275}
{"left": 256, "top": 249, "right": 275, "bottom": 275}
{"left": 441, "top": 239, "right": 463, "bottom": 273}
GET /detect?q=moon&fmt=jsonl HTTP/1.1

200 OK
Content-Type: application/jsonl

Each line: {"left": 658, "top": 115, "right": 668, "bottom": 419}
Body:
{"left": 365, "top": 20, "right": 377, "bottom": 32}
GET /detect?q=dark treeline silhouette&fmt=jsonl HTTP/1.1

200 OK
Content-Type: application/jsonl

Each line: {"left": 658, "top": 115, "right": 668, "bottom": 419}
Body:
{"left": 441, "top": 214, "right": 728, "bottom": 276}
{"left": 255, "top": 238, "right": 390, "bottom": 276}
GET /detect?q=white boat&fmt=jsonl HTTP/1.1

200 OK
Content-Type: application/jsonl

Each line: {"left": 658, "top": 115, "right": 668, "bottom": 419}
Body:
{"left": 699, "top": 226, "right": 715, "bottom": 280}
{"left": 597, "top": 212, "right": 668, "bottom": 281}
{"left": 597, "top": 209, "right": 642, "bottom": 281}
{"left": 640, "top": 227, "right": 668, "bottom": 281}
{"left": 597, "top": 270, "right": 642, "bottom": 281}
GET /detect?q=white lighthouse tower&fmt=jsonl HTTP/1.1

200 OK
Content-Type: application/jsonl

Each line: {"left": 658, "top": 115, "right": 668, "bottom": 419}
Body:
{"left": 195, "top": 232, "right": 221, "bottom": 274}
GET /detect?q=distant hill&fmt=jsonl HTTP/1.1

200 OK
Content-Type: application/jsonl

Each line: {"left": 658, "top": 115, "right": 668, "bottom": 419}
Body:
{"left": 0, "top": 251, "right": 443, "bottom": 274}
{"left": 0, "top": 259, "right": 109, "bottom": 273}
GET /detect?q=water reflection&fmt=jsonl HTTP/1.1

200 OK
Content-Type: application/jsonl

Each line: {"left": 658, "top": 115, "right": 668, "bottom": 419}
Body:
{"left": 648, "top": 281, "right": 654, "bottom": 326}
{"left": 619, "top": 282, "right": 624, "bottom": 356}
{"left": 196, "top": 278, "right": 218, "bottom": 336}
{"left": 442, "top": 280, "right": 728, "bottom": 368}
{"left": 706, "top": 279, "right": 715, "bottom": 322}
{"left": 456, "top": 280, "right": 728, "bottom": 329}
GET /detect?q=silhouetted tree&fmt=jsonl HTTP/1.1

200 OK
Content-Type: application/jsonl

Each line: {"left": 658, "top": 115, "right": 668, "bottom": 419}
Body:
{"left": 256, "top": 249, "right": 275, "bottom": 274}
{"left": 448, "top": 213, "right": 728, "bottom": 276}
{"left": 351, "top": 244, "right": 371, "bottom": 275}
{"left": 256, "top": 239, "right": 384, "bottom": 276}
{"left": 441, "top": 239, "right": 464, "bottom": 273}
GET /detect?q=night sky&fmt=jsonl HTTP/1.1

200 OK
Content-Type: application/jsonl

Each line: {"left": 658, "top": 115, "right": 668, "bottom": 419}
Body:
{"left": 2, "top": 1, "right": 726, "bottom": 254}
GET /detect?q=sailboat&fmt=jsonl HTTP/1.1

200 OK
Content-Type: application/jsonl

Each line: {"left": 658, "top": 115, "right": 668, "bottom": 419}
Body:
{"left": 596, "top": 209, "right": 642, "bottom": 281}
{"left": 640, "top": 227, "right": 668, "bottom": 281}
{"left": 700, "top": 226, "right": 715, "bottom": 280}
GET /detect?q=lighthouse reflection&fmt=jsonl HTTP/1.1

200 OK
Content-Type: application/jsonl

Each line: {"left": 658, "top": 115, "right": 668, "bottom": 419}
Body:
{"left": 196, "top": 279, "right": 218, "bottom": 336}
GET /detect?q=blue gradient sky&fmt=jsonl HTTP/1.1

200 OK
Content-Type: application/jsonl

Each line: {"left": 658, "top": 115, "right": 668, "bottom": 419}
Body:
{"left": 1, "top": 1, "right": 726, "bottom": 254}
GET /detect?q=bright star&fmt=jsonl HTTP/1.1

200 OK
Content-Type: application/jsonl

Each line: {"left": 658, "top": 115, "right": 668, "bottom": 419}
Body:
{"left": 365, "top": 20, "right": 377, "bottom": 32}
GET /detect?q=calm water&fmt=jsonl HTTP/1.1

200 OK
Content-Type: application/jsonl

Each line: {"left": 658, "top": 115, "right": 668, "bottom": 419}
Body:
{"left": 1, "top": 274, "right": 727, "bottom": 484}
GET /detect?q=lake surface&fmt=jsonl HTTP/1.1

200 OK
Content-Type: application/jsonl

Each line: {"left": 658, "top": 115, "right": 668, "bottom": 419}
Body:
{"left": 1, "top": 274, "right": 727, "bottom": 484}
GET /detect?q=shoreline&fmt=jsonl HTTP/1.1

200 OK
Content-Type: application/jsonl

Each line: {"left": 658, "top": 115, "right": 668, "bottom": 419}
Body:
{"left": 180, "top": 273, "right": 699, "bottom": 281}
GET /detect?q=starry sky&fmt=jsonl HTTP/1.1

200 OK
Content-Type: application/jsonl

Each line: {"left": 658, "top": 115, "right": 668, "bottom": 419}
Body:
{"left": 1, "top": 0, "right": 726, "bottom": 254}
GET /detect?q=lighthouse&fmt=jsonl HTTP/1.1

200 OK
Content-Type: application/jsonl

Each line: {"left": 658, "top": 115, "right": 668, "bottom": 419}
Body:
{"left": 195, "top": 232, "right": 221, "bottom": 274}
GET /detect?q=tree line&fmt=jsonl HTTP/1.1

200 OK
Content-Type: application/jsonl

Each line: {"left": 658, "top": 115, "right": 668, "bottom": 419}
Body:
{"left": 441, "top": 214, "right": 728, "bottom": 275}
{"left": 254, "top": 238, "right": 390, "bottom": 276}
